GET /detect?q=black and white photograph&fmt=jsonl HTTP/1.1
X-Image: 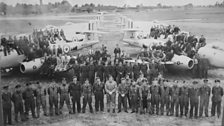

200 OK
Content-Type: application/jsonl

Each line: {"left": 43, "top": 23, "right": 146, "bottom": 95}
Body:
{"left": 0, "top": 0, "right": 224, "bottom": 125}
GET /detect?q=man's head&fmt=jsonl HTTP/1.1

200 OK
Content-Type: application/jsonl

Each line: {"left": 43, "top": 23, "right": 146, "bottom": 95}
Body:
{"left": 85, "top": 79, "right": 89, "bottom": 84}
{"left": 73, "top": 76, "right": 77, "bottom": 83}
{"left": 109, "top": 75, "right": 113, "bottom": 82}
{"left": 26, "top": 82, "right": 32, "bottom": 88}
{"left": 121, "top": 78, "right": 126, "bottom": 84}
{"left": 142, "top": 79, "right": 147, "bottom": 85}
{"left": 3, "top": 86, "right": 9, "bottom": 93}
{"left": 96, "top": 77, "right": 101, "bottom": 83}
{"left": 15, "top": 84, "right": 21, "bottom": 92}
{"left": 215, "top": 79, "right": 221, "bottom": 86}
{"left": 203, "top": 79, "right": 208, "bottom": 85}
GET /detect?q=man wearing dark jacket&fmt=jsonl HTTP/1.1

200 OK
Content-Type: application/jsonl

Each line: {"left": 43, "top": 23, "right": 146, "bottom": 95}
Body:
{"left": 93, "top": 77, "right": 105, "bottom": 112}
{"left": 12, "top": 85, "right": 26, "bottom": 122}
{"left": 211, "top": 80, "right": 223, "bottom": 118}
{"left": 2, "top": 86, "right": 12, "bottom": 125}
{"left": 199, "top": 79, "right": 211, "bottom": 117}
{"left": 23, "top": 83, "right": 36, "bottom": 119}
{"left": 189, "top": 81, "right": 200, "bottom": 118}
{"left": 69, "top": 76, "right": 82, "bottom": 113}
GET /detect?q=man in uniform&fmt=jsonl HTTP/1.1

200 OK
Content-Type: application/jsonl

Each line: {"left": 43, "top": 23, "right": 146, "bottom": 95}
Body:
{"left": 23, "top": 82, "right": 36, "bottom": 119}
{"left": 73, "top": 60, "right": 81, "bottom": 81}
{"left": 150, "top": 80, "right": 160, "bottom": 115}
{"left": 139, "top": 79, "right": 150, "bottom": 114}
{"left": 109, "top": 62, "right": 116, "bottom": 80}
{"left": 2, "top": 86, "right": 12, "bottom": 125}
{"left": 199, "top": 56, "right": 210, "bottom": 79}
{"left": 103, "top": 61, "right": 110, "bottom": 82}
{"left": 34, "top": 82, "right": 47, "bottom": 117}
{"left": 48, "top": 80, "right": 60, "bottom": 116}
{"left": 96, "top": 61, "right": 104, "bottom": 81}
{"left": 179, "top": 81, "right": 190, "bottom": 117}
{"left": 93, "top": 77, "right": 105, "bottom": 112}
{"left": 189, "top": 81, "right": 200, "bottom": 118}
{"left": 82, "top": 79, "right": 93, "bottom": 113}
{"left": 148, "top": 60, "right": 158, "bottom": 81}
{"left": 124, "top": 62, "right": 133, "bottom": 79}
{"left": 129, "top": 82, "right": 140, "bottom": 113}
{"left": 160, "top": 80, "right": 171, "bottom": 116}
{"left": 105, "top": 75, "right": 117, "bottom": 113}
{"left": 68, "top": 76, "right": 82, "bottom": 113}
{"left": 116, "top": 62, "right": 125, "bottom": 84}
{"left": 114, "top": 44, "right": 121, "bottom": 58}
{"left": 118, "top": 78, "right": 128, "bottom": 113}
{"left": 133, "top": 61, "right": 140, "bottom": 81}
{"left": 199, "top": 79, "right": 211, "bottom": 117}
{"left": 80, "top": 61, "right": 89, "bottom": 84}
{"left": 170, "top": 81, "right": 180, "bottom": 117}
{"left": 89, "top": 61, "right": 96, "bottom": 85}
{"left": 140, "top": 61, "right": 148, "bottom": 77}
{"left": 59, "top": 78, "right": 72, "bottom": 114}
{"left": 211, "top": 80, "right": 223, "bottom": 118}
{"left": 125, "top": 75, "right": 132, "bottom": 108}
{"left": 12, "top": 85, "right": 26, "bottom": 122}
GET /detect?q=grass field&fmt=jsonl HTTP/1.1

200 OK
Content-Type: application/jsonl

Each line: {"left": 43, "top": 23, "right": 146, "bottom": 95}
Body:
{"left": 1, "top": 7, "right": 224, "bottom": 126}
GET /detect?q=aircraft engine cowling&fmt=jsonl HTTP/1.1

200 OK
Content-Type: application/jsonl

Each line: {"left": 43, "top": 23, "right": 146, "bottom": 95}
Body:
{"left": 20, "top": 58, "right": 43, "bottom": 74}
{"left": 167, "top": 54, "right": 194, "bottom": 70}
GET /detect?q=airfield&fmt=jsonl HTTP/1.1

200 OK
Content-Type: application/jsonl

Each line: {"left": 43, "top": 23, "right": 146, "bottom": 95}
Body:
{"left": 1, "top": 7, "right": 224, "bottom": 126}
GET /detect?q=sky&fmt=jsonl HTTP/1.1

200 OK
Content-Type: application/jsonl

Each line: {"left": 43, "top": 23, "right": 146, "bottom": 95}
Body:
{"left": 0, "top": 0, "right": 223, "bottom": 7}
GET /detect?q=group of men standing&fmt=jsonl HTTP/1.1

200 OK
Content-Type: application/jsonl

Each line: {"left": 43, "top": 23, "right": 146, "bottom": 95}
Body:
{"left": 2, "top": 75, "right": 223, "bottom": 125}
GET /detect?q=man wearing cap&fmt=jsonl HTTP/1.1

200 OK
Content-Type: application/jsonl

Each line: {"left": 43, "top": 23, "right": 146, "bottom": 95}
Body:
{"left": 170, "top": 81, "right": 180, "bottom": 117}
{"left": 96, "top": 61, "right": 104, "bottom": 82}
{"left": 116, "top": 62, "right": 125, "bottom": 84}
{"left": 12, "top": 85, "right": 26, "bottom": 122}
{"left": 125, "top": 75, "right": 132, "bottom": 108}
{"left": 48, "top": 80, "right": 60, "bottom": 116}
{"left": 124, "top": 62, "right": 133, "bottom": 79}
{"left": 82, "top": 79, "right": 93, "bottom": 113}
{"left": 22, "top": 82, "right": 36, "bottom": 118}
{"left": 88, "top": 61, "right": 96, "bottom": 85}
{"left": 211, "top": 80, "right": 223, "bottom": 118}
{"left": 160, "top": 80, "right": 171, "bottom": 116}
{"left": 118, "top": 78, "right": 128, "bottom": 113}
{"left": 114, "top": 44, "right": 121, "bottom": 58}
{"left": 93, "top": 77, "right": 105, "bottom": 112}
{"left": 59, "top": 78, "right": 72, "bottom": 114}
{"left": 68, "top": 76, "right": 82, "bottom": 113}
{"left": 80, "top": 61, "right": 89, "bottom": 84}
{"left": 137, "top": 73, "right": 145, "bottom": 86}
{"left": 73, "top": 60, "right": 81, "bottom": 81}
{"left": 139, "top": 79, "right": 150, "bottom": 114}
{"left": 199, "top": 79, "right": 211, "bottom": 117}
{"left": 105, "top": 75, "right": 117, "bottom": 113}
{"left": 189, "top": 81, "right": 200, "bottom": 118}
{"left": 150, "top": 80, "right": 160, "bottom": 115}
{"left": 2, "top": 86, "right": 12, "bottom": 125}
{"left": 103, "top": 61, "right": 110, "bottom": 82}
{"left": 34, "top": 82, "right": 47, "bottom": 117}
{"left": 133, "top": 61, "right": 140, "bottom": 81}
{"left": 140, "top": 61, "right": 148, "bottom": 77}
{"left": 108, "top": 62, "right": 116, "bottom": 81}
{"left": 179, "top": 81, "right": 190, "bottom": 117}
{"left": 129, "top": 81, "right": 140, "bottom": 113}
